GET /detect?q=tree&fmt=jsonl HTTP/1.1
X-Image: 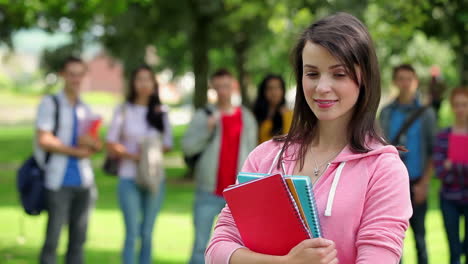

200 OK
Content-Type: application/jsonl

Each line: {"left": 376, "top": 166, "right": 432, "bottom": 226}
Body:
{"left": 420, "top": 0, "right": 468, "bottom": 85}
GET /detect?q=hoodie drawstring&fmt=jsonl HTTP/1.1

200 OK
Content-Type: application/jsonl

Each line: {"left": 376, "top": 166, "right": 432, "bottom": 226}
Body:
{"left": 268, "top": 149, "right": 286, "bottom": 175}
{"left": 325, "top": 161, "right": 346, "bottom": 217}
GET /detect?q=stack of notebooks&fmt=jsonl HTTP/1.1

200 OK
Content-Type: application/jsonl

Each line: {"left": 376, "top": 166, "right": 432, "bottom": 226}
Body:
{"left": 223, "top": 172, "right": 322, "bottom": 255}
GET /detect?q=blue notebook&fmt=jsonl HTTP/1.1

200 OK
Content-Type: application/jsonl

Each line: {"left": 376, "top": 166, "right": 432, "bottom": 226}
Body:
{"left": 237, "top": 172, "right": 322, "bottom": 238}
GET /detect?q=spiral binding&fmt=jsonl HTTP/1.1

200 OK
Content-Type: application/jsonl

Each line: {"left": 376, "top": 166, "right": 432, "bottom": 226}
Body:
{"left": 305, "top": 185, "right": 322, "bottom": 238}
{"left": 280, "top": 177, "right": 311, "bottom": 238}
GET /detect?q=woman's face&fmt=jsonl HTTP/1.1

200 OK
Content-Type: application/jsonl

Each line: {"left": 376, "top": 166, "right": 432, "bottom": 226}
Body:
{"left": 302, "top": 41, "right": 360, "bottom": 125}
{"left": 451, "top": 93, "right": 468, "bottom": 123}
{"left": 134, "top": 69, "right": 156, "bottom": 99}
{"left": 265, "top": 78, "right": 284, "bottom": 107}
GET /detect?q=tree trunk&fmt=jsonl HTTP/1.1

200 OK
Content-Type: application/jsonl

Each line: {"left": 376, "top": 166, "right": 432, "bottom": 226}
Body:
{"left": 190, "top": 8, "right": 210, "bottom": 109}
{"left": 234, "top": 36, "right": 251, "bottom": 109}
{"left": 459, "top": 36, "right": 468, "bottom": 86}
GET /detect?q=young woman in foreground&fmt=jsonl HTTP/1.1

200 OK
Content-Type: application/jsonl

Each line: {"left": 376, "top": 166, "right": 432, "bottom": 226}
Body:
{"left": 205, "top": 12, "right": 412, "bottom": 264}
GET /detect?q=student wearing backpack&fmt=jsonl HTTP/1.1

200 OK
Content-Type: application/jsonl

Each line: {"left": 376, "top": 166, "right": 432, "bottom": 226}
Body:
{"left": 379, "top": 64, "right": 437, "bottom": 264}
{"left": 182, "top": 69, "right": 257, "bottom": 264}
{"left": 36, "top": 56, "right": 102, "bottom": 264}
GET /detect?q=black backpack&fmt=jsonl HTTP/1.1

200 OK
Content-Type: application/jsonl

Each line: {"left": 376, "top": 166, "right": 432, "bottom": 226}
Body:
{"left": 183, "top": 107, "right": 214, "bottom": 169}
{"left": 17, "top": 95, "right": 59, "bottom": 215}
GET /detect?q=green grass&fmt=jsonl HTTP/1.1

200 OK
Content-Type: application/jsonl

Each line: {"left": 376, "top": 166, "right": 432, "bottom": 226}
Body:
{"left": 0, "top": 125, "right": 192, "bottom": 264}
{"left": 0, "top": 124, "right": 460, "bottom": 264}
{"left": 0, "top": 90, "right": 121, "bottom": 108}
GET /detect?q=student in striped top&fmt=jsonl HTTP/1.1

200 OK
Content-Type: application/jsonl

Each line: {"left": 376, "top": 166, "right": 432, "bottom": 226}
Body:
{"left": 433, "top": 87, "right": 468, "bottom": 264}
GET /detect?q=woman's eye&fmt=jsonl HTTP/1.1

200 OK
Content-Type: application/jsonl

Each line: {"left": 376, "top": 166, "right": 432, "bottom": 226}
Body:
{"left": 334, "top": 72, "right": 347, "bottom": 78}
{"left": 305, "top": 72, "right": 319, "bottom": 78}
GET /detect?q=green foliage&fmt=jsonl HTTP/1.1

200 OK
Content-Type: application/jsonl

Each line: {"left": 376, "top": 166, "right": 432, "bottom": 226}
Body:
{"left": 1, "top": 0, "right": 467, "bottom": 101}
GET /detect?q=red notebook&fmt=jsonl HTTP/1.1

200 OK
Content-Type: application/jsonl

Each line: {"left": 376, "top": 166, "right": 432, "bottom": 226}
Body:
{"left": 223, "top": 174, "right": 310, "bottom": 256}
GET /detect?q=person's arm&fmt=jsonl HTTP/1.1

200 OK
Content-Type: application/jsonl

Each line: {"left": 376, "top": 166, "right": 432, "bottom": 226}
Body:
{"left": 244, "top": 109, "right": 258, "bottom": 151}
{"left": 78, "top": 134, "right": 103, "bottom": 152}
{"left": 161, "top": 110, "right": 173, "bottom": 153}
{"left": 105, "top": 105, "right": 139, "bottom": 161}
{"left": 422, "top": 108, "right": 438, "bottom": 185}
{"left": 355, "top": 152, "right": 412, "bottom": 263}
{"left": 433, "top": 129, "right": 450, "bottom": 180}
{"left": 205, "top": 151, "right": 337, "bottom": 264}
{"left": 37, "top": 130, "right": 92, "bottom": 158}
{"left": 182, "top": 108, "right": 215, "bottom": 157}
{"left": 413, "top": 108, "right": 438, "bottom": 203}
{"left": 35, "top": 96, "right": 91, "bottom": 158}
{"left": 206, "top": 202, "right": 337, "bottom": 264}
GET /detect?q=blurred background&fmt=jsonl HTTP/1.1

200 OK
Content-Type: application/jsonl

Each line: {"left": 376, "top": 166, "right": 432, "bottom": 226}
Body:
{"left": 0, "top": 0, "right": 467, "bottom": 263}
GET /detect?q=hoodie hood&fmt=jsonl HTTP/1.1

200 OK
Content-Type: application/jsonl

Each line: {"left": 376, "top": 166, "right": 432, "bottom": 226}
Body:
{"left": 280, "top": 138, "right": 398, "bottom": 165}
{"left": 275, "top": 139, "right": 399, "bottom": 218}
{"left": 332, "top": 140, "right": 399, "bottom": 163}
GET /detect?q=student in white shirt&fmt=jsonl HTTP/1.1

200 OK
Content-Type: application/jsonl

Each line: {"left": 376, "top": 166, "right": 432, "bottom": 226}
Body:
{"left": 106, "top": 65, "right": 173, "bottom": 264}
{"left": 37, "top": 56, "right": 102, "bottom": 264}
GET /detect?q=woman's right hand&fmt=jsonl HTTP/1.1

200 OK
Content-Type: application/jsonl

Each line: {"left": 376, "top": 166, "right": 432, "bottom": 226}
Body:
{"left": 283, "top": 238, "right": 338, "bottom": 264}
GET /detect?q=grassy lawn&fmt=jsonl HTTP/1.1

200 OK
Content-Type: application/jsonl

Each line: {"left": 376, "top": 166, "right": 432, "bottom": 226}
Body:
{"left": 0, "top": 125, "right": 193, "bottom": 264}
{"left": 0, "top": 124, "right": 459, "bottom": 264}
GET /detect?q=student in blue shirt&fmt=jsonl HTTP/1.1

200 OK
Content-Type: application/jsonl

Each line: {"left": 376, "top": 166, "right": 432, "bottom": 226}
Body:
{"left": 36, "top": 56, "right": 102, "bottom": 264}
{"left": 380, "top": 64, "right": 437, "bottom": 264}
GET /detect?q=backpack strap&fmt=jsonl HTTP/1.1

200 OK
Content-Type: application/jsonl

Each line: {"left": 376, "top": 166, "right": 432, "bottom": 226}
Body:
{"left": 391, "top": 106, "right": 428, "bottom": 145}
{"left": 44, "top": 95, "right": 60, "bottom": 164}
{"left": 203, "top": 106, "right": 213, "bottom": 116}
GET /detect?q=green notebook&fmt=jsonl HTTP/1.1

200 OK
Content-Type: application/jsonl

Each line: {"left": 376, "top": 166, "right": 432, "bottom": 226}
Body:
{"left": 237, "top": 172, "right": 322, "bottom": 238}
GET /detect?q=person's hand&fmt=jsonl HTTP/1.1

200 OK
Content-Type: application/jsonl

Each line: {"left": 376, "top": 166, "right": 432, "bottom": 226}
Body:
{"left": 444, "top": 159, "right": 452, "bottom": 170}
{"left": 79, "top": 134, "right": 93, "bottom": 146}
{"left": 79, "top": 135, "right": 102, "bottom": 151}
{"left": 73, "top": 147, "right": 94, "bottom": 159}
{"left": 282, "top": 238, "right": 338, "bottom": 264}
{"left": 129, "top": 153, "right": 140, "bottom": 162}
{"left": 154, "top": 105, "right": 166, "bottom": 113}
{"left": 93, "top": 139, "right": 103, "bottom": 151}
{"left": 413, "top": 181, "right": 429, "bottom": 205}
{"left": 163, "top": 145, "right": 172, "bottom": 153}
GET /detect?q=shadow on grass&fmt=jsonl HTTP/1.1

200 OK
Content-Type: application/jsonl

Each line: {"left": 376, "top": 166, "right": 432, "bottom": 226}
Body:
{"left": 1, "top": 168, "right": 195, "bottom": 215}
{"left": 0, "top": 245, "right": 185, "bottom": 264}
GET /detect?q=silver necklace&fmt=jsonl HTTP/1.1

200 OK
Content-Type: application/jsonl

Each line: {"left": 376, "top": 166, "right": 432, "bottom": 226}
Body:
{"left": 312, "top": 149, "right": 341, "bottom": 177}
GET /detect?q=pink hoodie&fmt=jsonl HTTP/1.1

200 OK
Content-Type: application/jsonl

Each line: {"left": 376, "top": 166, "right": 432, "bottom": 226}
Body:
{"left": 205, "top": 139, "right": 412, "bottom": 264}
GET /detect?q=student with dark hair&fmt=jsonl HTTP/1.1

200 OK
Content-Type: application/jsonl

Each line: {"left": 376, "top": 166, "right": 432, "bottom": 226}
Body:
{"left": 433, "top": 87, "right": 468, "bottom": 264}
{"left": 380, "top": 64, "right": 437, "bottom": 264}
{"left": 106, "top": 65, "right": 173, "bottom": 264}
{"left": 37, "top": 56, "right": 102, "bottom": 264}
{"left": 253, "top": 74, "right": 293, "bottom": 144}
{"left": 206, "top": 13, "right": 412, "bottom": 264}
{"left": 182, "top": 68, "right": 257, "bottom": 264}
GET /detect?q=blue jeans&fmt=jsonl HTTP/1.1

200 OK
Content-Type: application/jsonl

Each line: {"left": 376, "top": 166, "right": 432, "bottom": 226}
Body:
{"left": 189, "top": 190, "right": 226, "bottom": 264}
{"left": 118, "top": 178, "right": 165, "bottom": 264}
{"left": 440, "top": 196, "right": 468, "bottom": 264}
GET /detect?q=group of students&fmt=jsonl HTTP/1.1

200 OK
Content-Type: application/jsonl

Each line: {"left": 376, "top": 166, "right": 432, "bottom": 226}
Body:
{"left": 33, "top": 54, "right": 293, "bottom": 264}
{"left": 33, "top": 12, "right": 468, "bottom": 264}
